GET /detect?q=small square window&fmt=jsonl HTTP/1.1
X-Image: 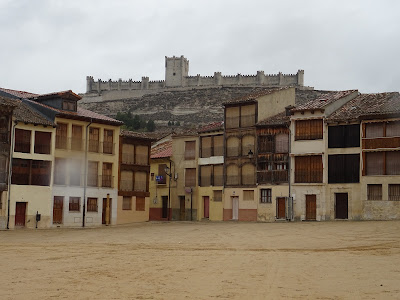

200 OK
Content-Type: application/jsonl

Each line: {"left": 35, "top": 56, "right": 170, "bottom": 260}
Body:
{"left": 260, "top": 189, "right": 272, "bottom": 203}
{"left": 69, "top": 197, "right": 80, "bottom": 211}
{"left": 367, "top": 184, "right": 382, "bottom": 201}
{"left": 87, "top": 197, "right": 98, "bottom": 212}
{"left": 123, "top": 197, "right": 132, "bottom": 210}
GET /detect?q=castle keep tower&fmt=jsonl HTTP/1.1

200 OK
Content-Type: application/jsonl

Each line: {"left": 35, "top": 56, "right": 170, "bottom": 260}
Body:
{"left": 165, "top": 56, "right": 189, "bottom": 87}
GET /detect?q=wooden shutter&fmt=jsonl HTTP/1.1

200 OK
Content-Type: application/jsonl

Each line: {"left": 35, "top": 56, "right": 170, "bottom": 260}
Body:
{"left": 367, "top": 184, "right": 382, "bottom": 200}
{"left": 71, "top": 125, "right": 83, "bottom": 150}
{"left": 184, "top": 141, "right": 196, "bottom": 160}
{"left": 122, "top": 144, "right": 134, "bottom": 164}
{"left": 185, "top": 168, "right": 196, "bottom": 187}
{"left": 134, "top": 171, "right": 147, "bottom": 191}
{"left": 226, "top": 106, "right": 240, "bottom": 129}
{"left": 386, "top": 121, "right": 400, "bottom": 137}
{"left": 328, "top": 126, "right": 344, "bottom": 148}
{"left": 213, "top": 135, "right": 224, "bottom": 156}
{"left": 213, "top": 190, "right": 222, "bottom": 202}
{"left": 89, "top": 128, "right": 99, "bottom": 152}
{"left": 365, "top": 123, "right": 384, "bottom": 138}
{"left": 275, "top": 133, "right": 289, "bottom": 153}
{"left": 135, "top": 145, "right": 148, "bottom": 165}
{"left": 242, "top": 135, "right": 255, "bottom": 157}
{"left": 213, "top": 164, "right": 223, "bottom": 186}
{"left": 31, "top": 160, "right": 51, "bottom": 186}
{"left": 366, "top": 152, "right": 384, "bottom": 175}
{"left": 389, "top": 184, "right": 400, "bottom": 201}
{"left": 243, "top": 190, "right": 254, "bottom": 201}
{"left": 201, "top": 136, "right": 212, "bottom": 158}
{"left": 136, "top": 197, "right": 145, "bottom": 211}
{"left": 241, "top": 104, "right": 256, "bottom": 127}
{"left": 386, "top": 151, "right": 400, "bottom": 175}
{"left": 120, "top": 171, "right": 133, "bottom": 191}
{"left": 34, "top": 131, "right": 51, "bottom": 154}
{"left": 15, "top": 129, "right": 31, "bottom": 153}
{"left": 242, "top": 163, "right": 255, "bottom": 185}
{"left": 226, "top": 136, "right": 240, "bottom": 157}
{"left": 200, "top": 165, "right": 212, "bottom": 187}
{"left": 345, "top": 124, "right": 360, "bottom": 147}
{"left": 226, "top": 164, "right": 239, "bottom": 185}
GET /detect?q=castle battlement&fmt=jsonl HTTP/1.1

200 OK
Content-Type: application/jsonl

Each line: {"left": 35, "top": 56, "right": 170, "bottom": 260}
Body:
{"left": 85, "top": 56, "right": 304, "bottom": 98}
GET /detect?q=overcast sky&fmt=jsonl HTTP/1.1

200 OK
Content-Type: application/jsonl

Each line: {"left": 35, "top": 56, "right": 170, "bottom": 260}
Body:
{"left": 1, "top": 0, "right": 399, "bottom": 95}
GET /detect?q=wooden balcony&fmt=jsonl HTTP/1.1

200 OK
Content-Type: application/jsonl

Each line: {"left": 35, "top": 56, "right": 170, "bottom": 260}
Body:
{"left": 257, "top": 170, "right": 288, "bottom": 184}
{"left": 362, "top": 137, "right": 400, "bottom": 149}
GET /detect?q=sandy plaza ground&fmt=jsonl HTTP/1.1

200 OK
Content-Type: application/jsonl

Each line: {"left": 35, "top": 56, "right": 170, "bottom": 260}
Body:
{"left": 1, "top": 221, "right": 400, "bottom": 300}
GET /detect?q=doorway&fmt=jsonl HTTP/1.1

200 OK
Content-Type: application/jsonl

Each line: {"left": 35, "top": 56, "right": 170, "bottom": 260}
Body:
{"left": 162, "top": 196, "right": 168, "bottom": 219}
{"left": 231, "top": 196, "right": 239, "bottom": 220}
{"left": 15, "top": 202, "right": 26, "bottom": 227}
{"left": 306, "top": 195, "right": 316, "bottom": 220}
{"left": 53, "top": 196, "right": 63, "bottom": 224}
{"left": 277, "top": 197, "right": 286, "bottom": 219}
{"left": 335, "top": 193, "right": 348, "bottom": 219}
{"left": 179, "top": 196, "right": 185, "bottom": 220}
{"left": 203, "top": 196, "right": 209, "bottom": 219}
{"left": 102, "top": 198, "right": 112, "bottom": 224}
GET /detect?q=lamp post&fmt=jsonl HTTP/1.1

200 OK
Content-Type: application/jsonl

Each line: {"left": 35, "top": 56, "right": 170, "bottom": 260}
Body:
{"left": 164, "top": 163, "right": 172, "bottom": 220}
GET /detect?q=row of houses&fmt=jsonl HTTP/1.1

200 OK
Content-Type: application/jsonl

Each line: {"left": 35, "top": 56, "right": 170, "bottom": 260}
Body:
{"left": 1, "top": 85, "right": 399, "bottom": 229}
{"left": 0, "top": 89, "right": 154, "bottom": 229}
{"left": 149, "top": 87, "right": 400, "bottom": 222}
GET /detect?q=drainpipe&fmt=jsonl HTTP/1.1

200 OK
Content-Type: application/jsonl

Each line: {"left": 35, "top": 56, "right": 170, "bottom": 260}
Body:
{"left": 6, "top": 121, "right": 18, "bottom": 230}
{"left": 167, "top": 160, "right": 171, "bottom": 221}
{"left": 82, "top": 118, "right": 92, "bottom": 227}
{"left": 287, "top": 123, "right": 293, "bottom": 221}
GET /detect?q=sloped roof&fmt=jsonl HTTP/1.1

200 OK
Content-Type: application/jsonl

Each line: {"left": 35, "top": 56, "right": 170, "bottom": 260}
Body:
{"left": 14, "top": 99, "right": 55, "bottom": 126}
{"left": 223, "top": 87, "right": 290, "bottom": 106}
{"left": 291, "top": 90, "right": 358, "bottom": 113}
{"left": 151, "top": 140, "right": 172, "bottom": 159}
{"left": 327, "top": 92, "right": 400, "bottom": 123}
{"left": 198, "top": 121, "right": 224, "bottom": 133}
{"left": 27, "top": 90, "right": 82, "bottom": 101}
{"left": 257, "top": 111, "right": 289, "bottom": 126}
{"left": 0, "top": 96, "right": 18, "bottom": 108}
{"left": 0, "top": 87, "right": 38, "bottom": 99}
{"left": 120, "top": 130, "right": 156, "bottom": 141}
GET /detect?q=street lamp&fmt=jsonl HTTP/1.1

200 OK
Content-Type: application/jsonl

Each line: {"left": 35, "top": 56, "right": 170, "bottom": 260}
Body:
{"left": 164, "top": 165, "right": 172, "bottom": 220}
{"left": 248, "top": 149, "right": 254, "bottom": 159}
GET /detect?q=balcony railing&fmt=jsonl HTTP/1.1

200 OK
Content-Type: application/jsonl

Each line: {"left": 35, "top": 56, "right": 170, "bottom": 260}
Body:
{"left": 55, "top": 137, "right": 85, "bottom": 151}
{"left": 89, "top": 140, "right": 100, "bottom": 153}
{"left": 34, "top": 143, "right": 51, "bottom": 155}
{"left": 55, "top": 137, "right": 68, "bottom": 150}
{"left": 101, "top": 175, "right": 113, "bottom": 188}
{"left": 257, "top": 170, "right": 288, "bottom": 184}
{"left": 70, "top": 137, "right": 84, "bottom": 151}
{"left": 14, "top": 141, "right": 30, "bottom": 153}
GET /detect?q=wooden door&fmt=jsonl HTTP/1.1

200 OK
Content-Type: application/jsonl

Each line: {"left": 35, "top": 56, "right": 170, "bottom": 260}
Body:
{"left": 102, "top": 198, "right": 112, "bottom": 224}
{"left": 306, "top": 195, "right": 316, "bottom": 220}
{"left": 53, "top": 196, "right": 63, "bottom": 224}
{"left": 232, "top": 196, "right": 238, "bottom": 220}
{"left": 179, "top": 196, "right": 185, "bottom": 221}
{"left": 203, "top": 196, "right": 209, "bottom": 219}
{"left": 335, "top": 193, "right": 348, "bottom": 219}
{"left": 277, "top": 197, "right": 286, "bottom": 219}
{"left": 162, "top": 196, "right": 168, "bottom": 219}
{"left": 15, "top": 202, "right": 26, "bottom": 227}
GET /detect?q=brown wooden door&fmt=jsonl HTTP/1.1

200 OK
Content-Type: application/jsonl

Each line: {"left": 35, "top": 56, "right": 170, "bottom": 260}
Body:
{"left": 335, "top": 193, "right": 348, "bottom": 219}
{"left": 204, "top": 196, "right": 209, "bottom": 219}
{"left": 53, "top": 196, "right": 63, "bottom": 224}
{"left": 179, "top": 196, "right": 185, "bottom": 221}
{"left": 277, "top": 197, "right": 286, "bottom": 219}
{"left": 102, "top": 198, "right": 112, "bottom": 224}
{"left": 15, "top": 202, "right": 26, "bottom": 227}
{"left": 162, "top": 196, "right": 168, "bottom": 219}
{"left": 306, "top": 195, "right": 317, "bottom": 220}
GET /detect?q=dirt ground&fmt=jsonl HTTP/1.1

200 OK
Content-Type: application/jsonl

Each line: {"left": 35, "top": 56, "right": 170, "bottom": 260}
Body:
{"left": 1, "top": 221, "right": 400, "bottom": 300}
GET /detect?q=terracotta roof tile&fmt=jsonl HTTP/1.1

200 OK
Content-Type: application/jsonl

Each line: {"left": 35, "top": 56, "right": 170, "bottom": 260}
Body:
{"left": 14, "top": 100, "right": 55, "bottom": 126}
{"left": 291, "top": 90, "right": 358, "bottom": 112}
{"left": 120, "top": 130, "right": 156, "bottom": 141}
{"left": 257, "top": 111, "right": 289, "bottom": 126}
{"left": 151, "top": 140, "right": 172, "bottom": 159}
{"left": 0, "top": 96, "right": 18, "bottom": 108}
{"left": 198, "top": 121, "right": 224, "bottom": 133}
{"left": 0, "top": 87, "right": 38, "bottom": 99}
{"left": 327, "top": 92, "right": 400, "bottom": 122}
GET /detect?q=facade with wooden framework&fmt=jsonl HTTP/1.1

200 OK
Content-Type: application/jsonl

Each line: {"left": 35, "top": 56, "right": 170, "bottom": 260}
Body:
{"left": 117, "top": 130, "right": 154, "bottom": 224}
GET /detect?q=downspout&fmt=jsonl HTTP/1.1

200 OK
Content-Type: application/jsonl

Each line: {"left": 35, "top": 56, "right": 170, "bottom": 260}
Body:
{"left": 82, "top": 118, "right": 92, "bottom": 227}
{"left": 6, "top": 121, "right": 18, "bottom": 230}
{"left": 287, "top": 123, "right": 293, "bottom": 221}
{"left": 168, "top": 160, "right": 171, "bottom": 221}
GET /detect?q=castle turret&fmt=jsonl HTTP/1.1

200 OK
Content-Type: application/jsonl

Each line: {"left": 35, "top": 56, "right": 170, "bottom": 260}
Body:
{"left": 165, "top": 55, "right": 189, "bottom": 87}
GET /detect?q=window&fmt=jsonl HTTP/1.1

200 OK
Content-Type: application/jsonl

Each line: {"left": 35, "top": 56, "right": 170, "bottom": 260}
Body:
{"left": 243, "top": 190, "right": 254, "bottom": 201}
{"left": 122, "top": 197, "right": 132, "bottom": 210}
{"left": 225, "top": 106, "right": 240, "bottom": 129}
{"left": 69, "top": 197, "right": 80, "bottom": 211}
{"left": 102, "top": 163, "right": 113, "bottom": 187}
{"left": 226, "top": 136, "right": 240, "bottom": 157}
{"left": 213, "top": 135, "right": 224, "bottom": 156}
{"left": 184, "top": 141, "right": 196, "bottom": 160}
{"left": 242, "top": 164, "right": 255, "bottom": 185}
{"left": 275, "top": 133, "right": 289, "bottom": 153}
{"left": 242, "top": 135, "right": 255, "bottom": 158}
{"left": 71, "top": 125, "right": 83, "bottom": 151}
{"left": 367, "top": 184, "right": 382, "bottom": 200}
{"left": 260, "top": 189, "right": 272, "bottom": 203}
{"left": 328, "top": 124, "right": 360, "bottom": 148}
{"left": 69, "top": 159, "right": 81, "bottom": 186}
{"left": 135, "top": 145, "right": 148, "bottom": 165}
{"left": 240, "top": 104, "right": 256, "bottom": 127}
{"left": 365, "top": 123, "right": 383, "bottom": 138}
{"left": 295, "top": 119, "right": 323, "bottom": 140}
{"left": 11, "top": 158, "right": 30, "bottom": 185}
{"left": 200, "top": 165, "right": 212, "bottom": 187}
{"left": 328, "top": 154, "right": 360, "bottom": 183}
{"left": 120, "top": 171, "right": 133, "bottom": 191}
{"left": 87, "top": 161, "right": 98, "bottom": 187}
{"left": 201, "top": 136, "right": 212, "bottom": 158}
{"left": 34, "top": 131, "right": 51, "bottom": 154}
{"left": 55, "top": 123, "right": 67, "bottom": 149}
{"left": 295, "top": 155, "right": 323, "bottom": 183}
{"left": 89, "top": 127, "right": 99, "bottom": 152}
{"left": 14, "top": 129, "right": 31, "bottom": 153}
{"left": 226, "top": 164, "right": 239, "bottom": 185}
{"left": 213, "top": 190, "right": 222, "bottom": 202}
{"left": 185, "top": 168, "right": 196, "bottom": 187}
{"left": 389, "top": 184, "right": 400, "bottom": 201}
{"left": 386, "top": 121, "right": 400, "bottom": 137}
{"left": 213, "top": 164, "right": 224, "bottom": 186}
{"left": 54, "top": 158, "right": 66, "bottom": 185}
{"left": 136, "top": 196, "right": 145, "bottom": 211}
{"left": 157, "top": 164, "right": 167, "bottom": 184}
{"left": 134, "top": 172, "right": 147, "bottom": 192}
{"left": 87, "top": 197, "right": 98, "bottom": 212}
{"left": 258, "top": 135, "right": 274, "bottom": 153}
{"left": 365, "top": 151, "right": 400, "bottom": 175}
{"left": 12, "top": 159, "right": 51, "bottom": 186}
{"left": 62, "top": 100, "right": 76, "bottom": 111}
{"left": 31, "top": 160, "right": 51, "bottom": 186}
{"left": 103, "top": 129, "right": 114, "bottom": 154}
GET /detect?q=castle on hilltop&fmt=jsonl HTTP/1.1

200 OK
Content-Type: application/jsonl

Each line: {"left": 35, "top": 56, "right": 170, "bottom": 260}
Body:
{"left": 83, "top": 56, "right": 305, "bottom": 102}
